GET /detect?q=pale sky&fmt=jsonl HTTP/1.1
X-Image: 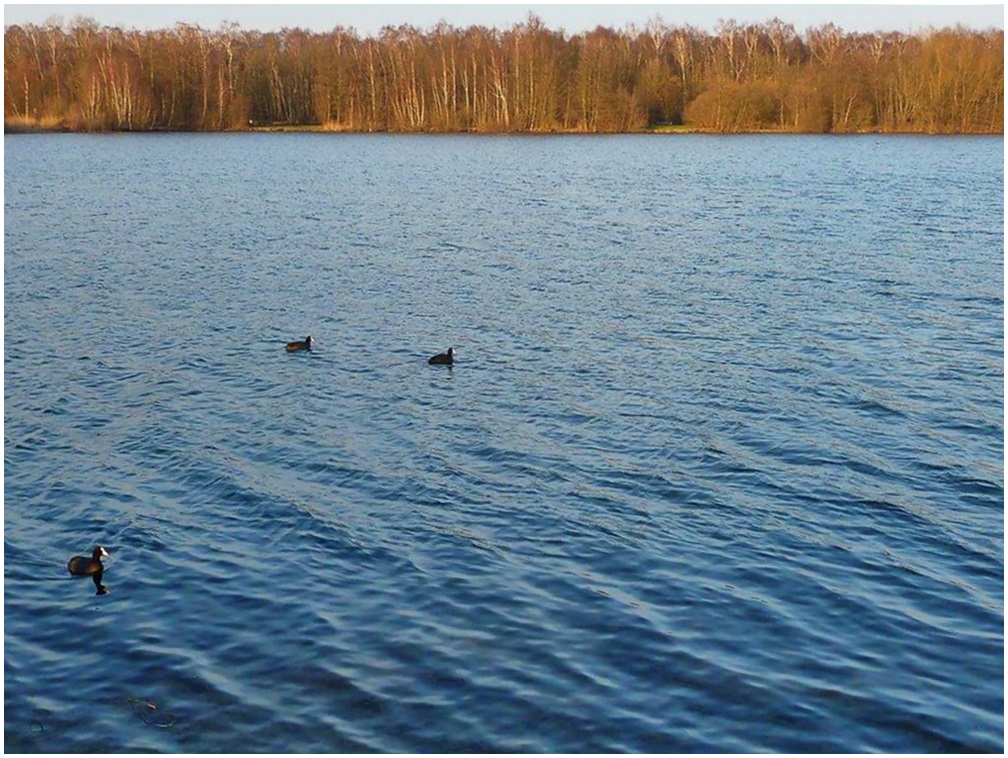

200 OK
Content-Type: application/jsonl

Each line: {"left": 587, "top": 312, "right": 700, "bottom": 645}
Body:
{"left": 2, "top": 2, "right": 1003, "bottom": 36}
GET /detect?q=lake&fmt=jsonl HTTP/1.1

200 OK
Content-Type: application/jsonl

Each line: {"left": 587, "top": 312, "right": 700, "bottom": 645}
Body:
{"left": 3, "top": 133, "right": 1003, "bottom": 752}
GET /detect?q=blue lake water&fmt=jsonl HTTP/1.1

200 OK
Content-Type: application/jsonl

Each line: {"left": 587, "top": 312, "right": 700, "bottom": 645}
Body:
{"left": 3, "top": 133, "right": 1004, "bottom": 752}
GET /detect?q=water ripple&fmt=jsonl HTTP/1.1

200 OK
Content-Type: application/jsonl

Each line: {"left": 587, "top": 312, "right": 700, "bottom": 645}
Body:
{"left": 4, "top": 133, "right": 1003, "bottom": 752}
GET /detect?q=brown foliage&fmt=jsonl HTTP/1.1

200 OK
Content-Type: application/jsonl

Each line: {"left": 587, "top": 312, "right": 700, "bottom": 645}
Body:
{"left": 3, "top": 16, "right": 1003, "bottom": 133}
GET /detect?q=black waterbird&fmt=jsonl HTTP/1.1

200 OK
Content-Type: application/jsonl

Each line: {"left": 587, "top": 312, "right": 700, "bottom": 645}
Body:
{"left": 428, "top": 347, "right": 454, "bottom": 365}
{"left": 286, "top": 335, "right": 312, "bottom": 352}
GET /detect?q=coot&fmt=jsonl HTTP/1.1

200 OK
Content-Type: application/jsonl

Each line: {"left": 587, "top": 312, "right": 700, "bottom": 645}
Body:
{"left": 67, "top": 546, "right": 108, "bottom": 576}
{"left": 68, "top": 546, "right": 110, "bottom": 595}
{"left": 428, "top": 347, "right": 454, "bottom": 365}
{"left": 286, "top": 335, "right": 312, "bottom": 352}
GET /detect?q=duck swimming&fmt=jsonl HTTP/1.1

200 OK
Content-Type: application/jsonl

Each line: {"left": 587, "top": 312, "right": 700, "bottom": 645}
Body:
{"left": 428, "top": 347, "right": 454, "bottom": 365}
{"left": 286, "top": 335, "right": 312, "bottom": 352}
{"left": 68, "top": 546, "right": 109, "bottom": 595}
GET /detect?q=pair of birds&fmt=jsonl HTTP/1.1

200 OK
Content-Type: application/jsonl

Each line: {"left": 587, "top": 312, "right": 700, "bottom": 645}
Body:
{"left": 68, "top": 545, "right": 110, "bottom": 595}
{"left": 285, "top": 335, "right": 455, "bottom": 366}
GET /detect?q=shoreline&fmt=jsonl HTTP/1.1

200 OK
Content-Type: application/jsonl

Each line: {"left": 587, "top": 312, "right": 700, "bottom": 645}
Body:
{"left": 4, "top": 121, "right": 1002, "bottom": 137}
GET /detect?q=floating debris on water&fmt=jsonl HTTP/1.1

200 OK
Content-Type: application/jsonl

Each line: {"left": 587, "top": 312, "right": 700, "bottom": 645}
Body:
{"left": 128, "top": 697, "right": 177, "bottom": 728}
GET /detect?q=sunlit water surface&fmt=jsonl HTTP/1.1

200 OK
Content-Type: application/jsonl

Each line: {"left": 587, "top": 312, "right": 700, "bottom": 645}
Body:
{"left": 4, "top": 133, "right": 1003, "bottom": 752}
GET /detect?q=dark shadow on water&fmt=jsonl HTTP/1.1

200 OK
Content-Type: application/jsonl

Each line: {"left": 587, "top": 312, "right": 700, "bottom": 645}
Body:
{"left": 92, "top": 572, "right": 109, "bottom": 595}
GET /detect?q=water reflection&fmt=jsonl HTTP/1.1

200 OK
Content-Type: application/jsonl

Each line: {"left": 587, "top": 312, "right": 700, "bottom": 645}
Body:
{"left": 92, "top": 572, "right": 109, "bottom": 596}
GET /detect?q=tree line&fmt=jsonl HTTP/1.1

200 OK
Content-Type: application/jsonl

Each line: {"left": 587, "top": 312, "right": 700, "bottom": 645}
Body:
{"left": 4, "top": 15, "right": 1003, "bottom": 133}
